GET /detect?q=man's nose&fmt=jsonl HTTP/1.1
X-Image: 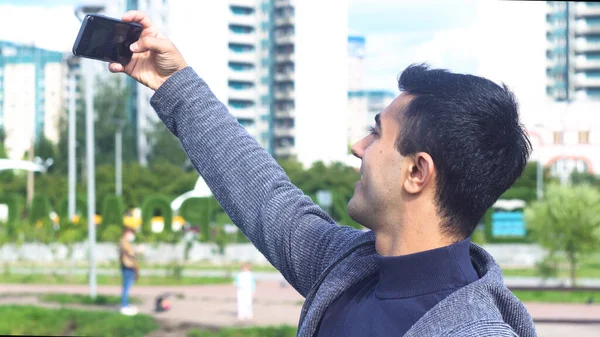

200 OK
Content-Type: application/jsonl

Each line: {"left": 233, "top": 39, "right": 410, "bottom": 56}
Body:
{"left": 351, "top": 137, "right": 367, "bottom": 159}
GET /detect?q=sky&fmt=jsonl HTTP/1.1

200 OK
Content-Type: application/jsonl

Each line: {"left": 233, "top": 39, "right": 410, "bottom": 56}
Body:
{"left": 0, "top": 0, "right": 548, "bottom": 110}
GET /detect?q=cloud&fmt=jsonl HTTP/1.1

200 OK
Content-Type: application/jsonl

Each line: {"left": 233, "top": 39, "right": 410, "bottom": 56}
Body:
{"left": 353, "top": 0, "right": 548, "bottom": 112}
{"left": 348, "top": 0, "right": 477, "bottom": 35}
{"left": 0, "top": 5, "right": 81, "bottom": 52}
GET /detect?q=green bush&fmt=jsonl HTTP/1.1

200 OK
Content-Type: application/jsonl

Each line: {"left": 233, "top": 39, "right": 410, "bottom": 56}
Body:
{"left": 332, "top": 192, "right": 362, "bottom": 230}
{"left": 101, "top": 195, "right": 124, "bottom": 227}
{"left": 141, "top": 194, "right": 173, "bottom": 235}
{"left": 99, "top": 225, "right": 123, "bottom": 243}
{"left": 0, "top": 194, "right": 22, "bottom": 239}
{"left": 29, "top": 194, "right": 51, "bottom": 224}
{"left": 180, "top": 197, "right": 212, "bottom": 242}
{"left": 57, "top": 196, "right": 88, "bottom": 224}
{"left": 0, "top": 305, "right": 157, "bottom": 337}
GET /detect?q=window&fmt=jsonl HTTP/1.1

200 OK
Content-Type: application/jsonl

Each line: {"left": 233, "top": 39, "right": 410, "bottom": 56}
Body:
{"left": 579, "top": 131, "right": 590, "bottom": 144}
{"left": 553, "top": 131, "right": 564, "bottom": 144}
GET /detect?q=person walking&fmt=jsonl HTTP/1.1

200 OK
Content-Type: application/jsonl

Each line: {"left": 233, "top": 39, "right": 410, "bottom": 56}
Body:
{"left": 234, "top": 263, "right": 256, "bottom": 321}
{"left": 119, "top": 226, "right": 140, "bottom": 316}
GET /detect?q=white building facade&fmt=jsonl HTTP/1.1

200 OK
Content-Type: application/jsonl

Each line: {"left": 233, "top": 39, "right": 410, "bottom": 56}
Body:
{"left": 167, "top": 0, "right": 349, "bottom": 167}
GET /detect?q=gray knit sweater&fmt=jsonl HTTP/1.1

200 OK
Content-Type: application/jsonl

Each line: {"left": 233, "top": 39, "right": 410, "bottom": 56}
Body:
{"left": 150, "top": 67, "right": 538, "bottom": 337}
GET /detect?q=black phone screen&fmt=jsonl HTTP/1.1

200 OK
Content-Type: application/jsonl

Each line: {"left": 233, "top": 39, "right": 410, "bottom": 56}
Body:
{"left": 73, "top": 15, "right": 143, "bottom": 64}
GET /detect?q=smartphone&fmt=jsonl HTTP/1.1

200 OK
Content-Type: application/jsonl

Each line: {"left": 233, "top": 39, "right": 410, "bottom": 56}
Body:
{"left": 72, "top": 14, "right": 143, "bottom": 65}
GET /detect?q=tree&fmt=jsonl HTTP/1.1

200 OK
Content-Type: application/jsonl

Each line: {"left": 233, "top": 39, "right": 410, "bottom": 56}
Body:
{"left": 525, "top": 183, "right": 600, "bottom": 285}
{"left": 93, "top": 75, "right": 136, "bottom": 166}
{"left": 146, "top": 120, "right": 189, "bottom": 168}
{"left": 570, "top": 171, "right": 600, "bottom": 187}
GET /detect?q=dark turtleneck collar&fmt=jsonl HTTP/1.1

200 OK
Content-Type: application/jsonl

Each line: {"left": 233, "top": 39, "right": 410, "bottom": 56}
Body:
{"left": 374, "top": 237, "right": 479, "bottom": 299}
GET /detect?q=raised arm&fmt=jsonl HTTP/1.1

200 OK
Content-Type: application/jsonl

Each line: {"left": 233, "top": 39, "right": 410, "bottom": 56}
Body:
{"left": 108, "top": 11, "right": 364, "bottom": 296}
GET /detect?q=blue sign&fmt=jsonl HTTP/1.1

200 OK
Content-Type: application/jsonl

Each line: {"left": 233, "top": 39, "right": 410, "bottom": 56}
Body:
{"left": 491, "top": 211, "right": 526, "bottom": 237}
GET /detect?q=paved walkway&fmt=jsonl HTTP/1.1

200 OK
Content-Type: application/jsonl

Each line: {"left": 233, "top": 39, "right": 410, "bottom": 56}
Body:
{"left": 1, "top": 282, "right": 600, "bottom": 336}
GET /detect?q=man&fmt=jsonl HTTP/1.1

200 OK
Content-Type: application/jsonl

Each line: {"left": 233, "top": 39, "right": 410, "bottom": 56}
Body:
{"left": 119, "top": 226, "right": 139, "bottom": 316}
{"left": 108, "top": 11, "right": 537, "bottom": 336}
{"left": 234, "top": 263, "right": 256, "bottom": 321}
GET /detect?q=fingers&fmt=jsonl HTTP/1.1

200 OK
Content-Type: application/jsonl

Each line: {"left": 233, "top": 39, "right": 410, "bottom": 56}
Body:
{"left": 122, "top": 10, "right": 154, "bottom": 30}
{"left": 109, "top": 62, "right": 124, "bottom": 73}
{"left": 130, "top": 36, "right": 172, "bottom": 54}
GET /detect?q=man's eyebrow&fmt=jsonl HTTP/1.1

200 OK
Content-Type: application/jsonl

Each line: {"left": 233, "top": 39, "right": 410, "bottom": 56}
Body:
{"left": 375, "top": 113, "right": 381, "bottom": 130}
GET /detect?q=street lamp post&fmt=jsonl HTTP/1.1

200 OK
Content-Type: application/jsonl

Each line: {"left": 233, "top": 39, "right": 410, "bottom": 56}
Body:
{"left": 115, "top": 119, "right": 125, "bottom": 197}
{"left": 68, "top": 69, "right": 77, "bottom": 220}
{"left": 75, "top": 3, "right": 105, "bottom": 299}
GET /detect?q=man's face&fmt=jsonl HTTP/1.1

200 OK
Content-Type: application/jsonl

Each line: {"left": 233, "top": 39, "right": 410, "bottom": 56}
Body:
{"left": 347, "top": 94, "right": 412, "bottom": 229}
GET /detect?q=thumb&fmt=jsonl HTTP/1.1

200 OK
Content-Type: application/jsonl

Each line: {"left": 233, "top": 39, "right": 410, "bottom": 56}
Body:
{"left": 130, "top": 36, "right": 172, "bottom": 54}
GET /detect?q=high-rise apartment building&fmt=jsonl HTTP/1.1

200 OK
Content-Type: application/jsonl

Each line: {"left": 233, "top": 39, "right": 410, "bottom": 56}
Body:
{"left": 168, "top": 0, "right": 349, "bottom": 167}
{"left": 546, "top": 1, "right": 600, "bottom": 101}
{"left": 346, "top": 35, "right": 395, "bottom": 147}
{"left": 0, "top": 41, "right": 65, "bottom": 160}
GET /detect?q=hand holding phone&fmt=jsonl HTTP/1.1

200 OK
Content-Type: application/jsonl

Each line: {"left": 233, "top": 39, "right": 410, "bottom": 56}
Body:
{"left": 72, "top": 14, "right": 143, "bottom": 65}
{"left": 105, "top": 11, "right": 188, "bottom": 91}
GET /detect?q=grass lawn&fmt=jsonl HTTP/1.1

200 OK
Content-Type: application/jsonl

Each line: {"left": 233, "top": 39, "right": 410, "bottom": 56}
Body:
{"left": 187, "top": 325, "right": 297, "bottom": 337}
{"left": 502, "top": 264, "right": 600, "bottom": 279}
{"left": 39, "top": 293, "right": 142, "bottom": 306}
{"left": 511, "top": 290, "right": 600, "bottom": 304}
{"left": 502, "top": 255, "right": 600, "bottom": 279}
{"left": 0, "top": 273, "right": 232, "bottom": 286}
{"left": 0, "top": 305, "right": 157, "bottom": 337}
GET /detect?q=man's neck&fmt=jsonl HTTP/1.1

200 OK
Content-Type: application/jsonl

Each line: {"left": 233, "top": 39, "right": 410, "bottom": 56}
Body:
{"left": 373, "top": 213, "right": 453, "bottom": 256}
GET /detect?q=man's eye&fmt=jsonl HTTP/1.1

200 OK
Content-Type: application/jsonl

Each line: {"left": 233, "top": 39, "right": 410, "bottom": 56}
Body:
{"left": 369, "top": 126, "right": 378, "bottom": 135}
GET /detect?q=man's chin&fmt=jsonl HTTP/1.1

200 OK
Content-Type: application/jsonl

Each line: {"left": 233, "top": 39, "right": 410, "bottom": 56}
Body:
{"left": 347, "top": 197, "right": 366, "bottom": 226}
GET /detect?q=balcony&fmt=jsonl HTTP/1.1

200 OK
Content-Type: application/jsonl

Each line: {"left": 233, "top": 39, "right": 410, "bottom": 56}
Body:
{"left": 229, "top": 12, "right": 256, "bottom": 26}
{"left": 574, "top": 59, "right": 600, "bottom": 70}
{"left": 274, "top": 0, "right": 294, "bottom": 8}
{"left": 574, "top": 24, "right": 600, "bottom": 35}
{"left": 274, "top": 127, "right": 295, "bottom": 138}
{"left": 275, "top": 32, "right": 295, "bottom": 45}
{"left": 574, "top": 42, "right": 600, "bottom": 52}
{"left": 229, "top": 69, "right": 256, "bottom": 82}
{"left": 575, "top": 4, "right": 600, "bottom": 17}
{"left": 274, "top": 145, "right": 295, "bottom": 158}
{"left": 275, "top": 107, "right": 295, "bottom": 118}
{"left": 274, "top": 71, "right": 294, "bottom": 82}
{"left": 229, "top": 88, "right": 256, "bottom": 101}
{"left": 274, "top": 90, "right": 294, "bottom": 100}
{"left": 229, "top": 106, "right": 256, "bottom": 120}
{"left": 275, "top": 13, "right": 294, "bottom": 26}
{"left": 229, "top": 32, "right": 257, "bottom": 45}
{"left": 574, "top": 77, "right": 600, "bottom": 87}
{"left": 275, "top": 53, "right": 294, "bottom": 63}
{"left": 229, "top": 51, "right": 256, "bottom": 63}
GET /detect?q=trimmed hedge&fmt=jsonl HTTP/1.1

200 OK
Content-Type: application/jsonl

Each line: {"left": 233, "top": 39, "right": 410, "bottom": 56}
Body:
{"left": 180, "top": 197, "right": 212, "bottom": 242}
{"left": 101, "top": 195, "right": 124, "bottom": 227}
{"left": 141, "top": 194, "right": 172, "bottom": 235}
{"left": 57, "top": 196, "right": 88, "bottom": 223}
{"left": 30, "top": 195, "right": 51, "bottom": 224}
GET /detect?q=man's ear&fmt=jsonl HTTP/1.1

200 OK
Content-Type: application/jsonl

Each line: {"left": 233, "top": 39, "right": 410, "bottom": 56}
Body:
{"left": 403, "top": 152, "right": 435, "bottom": 194}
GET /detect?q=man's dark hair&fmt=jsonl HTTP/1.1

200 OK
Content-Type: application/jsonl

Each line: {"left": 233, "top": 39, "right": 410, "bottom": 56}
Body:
{"left": 396, "top": 63, "right": 531, "bottom": 239}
